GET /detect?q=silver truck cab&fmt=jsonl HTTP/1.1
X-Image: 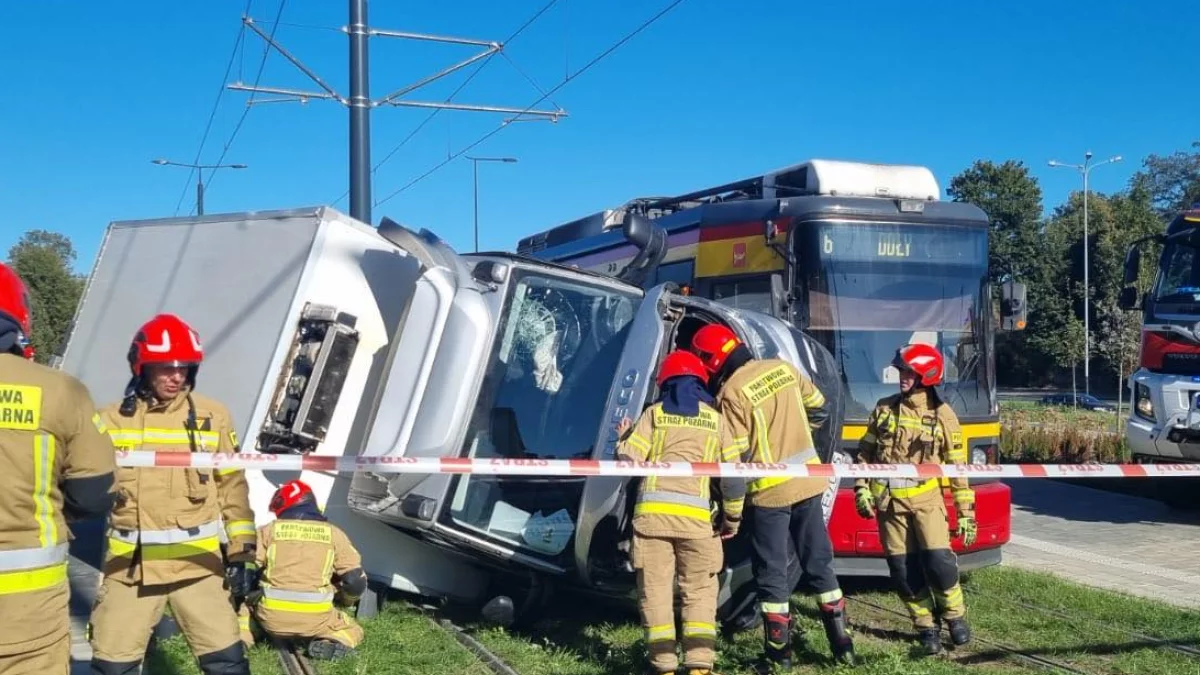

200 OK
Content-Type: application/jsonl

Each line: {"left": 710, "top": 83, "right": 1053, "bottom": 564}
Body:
{"left": 345, "top": 218, "right": 847, "bottom": 622}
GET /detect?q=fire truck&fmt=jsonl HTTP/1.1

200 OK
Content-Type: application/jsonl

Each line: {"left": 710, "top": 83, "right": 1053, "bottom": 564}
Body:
{"left": 517, "top": 159, "right": 1026, "bottom": 577}
{"left": 1120, "top": 204, "right": 1200, "bottom": 462}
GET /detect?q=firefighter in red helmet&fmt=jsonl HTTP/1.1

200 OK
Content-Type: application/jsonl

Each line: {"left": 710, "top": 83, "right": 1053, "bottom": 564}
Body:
{"left": 0, "top": 263, "right": 117, "bottom": 673}
{"left": 615, "top": 350, "right": 746, "bottom": 675}
{"left": 854, "top": 343, "right": 974, "bottom": 654}
{"left": 88, "top": 314, "right": 257, "bottom": 675}
{"left": 690, "top": 324, "right": 855, "bottom": 671}
{"left": 241, "top": 479, "right": 367, "bottom": 660}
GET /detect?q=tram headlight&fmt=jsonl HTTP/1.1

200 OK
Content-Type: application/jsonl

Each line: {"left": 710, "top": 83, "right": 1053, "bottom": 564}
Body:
{"left": 1134, "top": 383, "right": 1155, "bottom": 421}
{"left": 970, "top": 447, "right": 988, "bottom": 465}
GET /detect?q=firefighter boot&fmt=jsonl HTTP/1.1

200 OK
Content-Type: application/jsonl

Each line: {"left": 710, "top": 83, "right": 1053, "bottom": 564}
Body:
{"left": 819, "top": 599, "right": 856, "bottom": 666}
{"left": 307, "top": 639, "right": 352, "bottom": 661}
{"left": 918, "top": 628, "right": 943, "bottom": 655}
{"left": 946, "top": 617, "right": 971, "bottom": 647}
{"left": 756, "top": 607, "right": 793, "bottom": 673}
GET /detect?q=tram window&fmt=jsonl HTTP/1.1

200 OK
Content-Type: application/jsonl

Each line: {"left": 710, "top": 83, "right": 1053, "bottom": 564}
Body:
{"left": 647, "top": 260, "right": 695, "bottom": 290}
{"left": 711, "top": 277, "right": 773, "bottom": 316}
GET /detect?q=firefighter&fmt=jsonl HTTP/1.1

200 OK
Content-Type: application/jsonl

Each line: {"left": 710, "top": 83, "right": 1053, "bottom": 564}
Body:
{"left": 88, "top": 313, "right": 257, "bottom": 675}
{"left": 690, "top": 324, "right": 856, "bottom": 671}
{"left": 244, "top": 479, "right": 367, "bottom": 660}
{"left": 853, "top": 343, "right": 975, "bottom": 655}
{"left": 0, "top": 263, "right": 117, "bottom": 675}
{"left": 615, "top": 350, "right": 746, "bottom": 675}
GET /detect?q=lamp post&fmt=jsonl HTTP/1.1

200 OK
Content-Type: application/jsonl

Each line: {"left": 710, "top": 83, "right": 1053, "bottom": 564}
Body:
{"left": 466, "top": 156, "right": 517, "bottom": 252}
{"left": 1048, "top": 151, "right": 1122, "bottom": 396}
{"left": 151, "top": 158, "right": 248, "bottom": 216}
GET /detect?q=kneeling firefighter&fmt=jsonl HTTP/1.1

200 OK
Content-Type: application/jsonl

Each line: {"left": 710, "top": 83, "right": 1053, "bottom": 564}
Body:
{"left": 245, "top": 480, "right": 366, "bottom": 661}
{"left": 853, "top": 343, "right": 975, "bottom": 654}
{"left": 690, "top": 324, "right": 855, "bottom": 671}
{"left": 89, "top": 314, "right": 257, "bottom": 675}
{"left": 616, "top": 350, "right": 746, "bottom": 675}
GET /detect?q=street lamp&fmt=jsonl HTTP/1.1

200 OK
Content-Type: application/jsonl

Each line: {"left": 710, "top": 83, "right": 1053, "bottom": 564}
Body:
{"left": 466, "top": 156, "right": 518, "bottom": 252}
{"left": 151, "top": 158, "right": 249, "bottom": 216}
{"left": 1048, "top": 151, "right": 1122, "bottom": 396}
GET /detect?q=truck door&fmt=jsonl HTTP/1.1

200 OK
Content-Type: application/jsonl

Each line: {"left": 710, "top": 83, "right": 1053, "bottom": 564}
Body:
{"left": 572, "top": 283, "right": 674, "bottom": 585}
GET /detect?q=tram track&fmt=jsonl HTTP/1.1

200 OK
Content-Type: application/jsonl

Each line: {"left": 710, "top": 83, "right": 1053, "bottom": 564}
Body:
{"left": 960, "top": 582, "right": 1200, "bottom": 661}
{"left": 846, "top": 595, "right": 1095, "bottom": 675}
{"left": 274, "top": 638, "right": 318, "bottom": 675}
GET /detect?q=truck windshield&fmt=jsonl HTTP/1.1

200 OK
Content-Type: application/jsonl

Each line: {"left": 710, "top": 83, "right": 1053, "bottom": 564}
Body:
{"left": 1154, "top": 242, "right": 1200, "bottom": 306}
{"left": 802, "top": 221, "right": 992, "bottom": 421}
{"left": 444, "top": 270, "right": 641, "bottom": 562}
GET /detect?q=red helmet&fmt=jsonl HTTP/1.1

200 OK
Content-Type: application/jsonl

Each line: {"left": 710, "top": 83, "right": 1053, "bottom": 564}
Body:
{"left": 657, "top": 350, "right": 709, "bottom": 387}
{"left": 269, "top": 479, "right": 316, "bottom": 516}
{"left": 127, "top": 314, "right": 204, "bottom": 377}
{"left": 690, "top": 324, "right": 741, "bottom": 375}
{"left": 892, "top": 343, "right": 944, "bottom": 387}
{"left": 0, "top": 263, "right": 33, "bottom": 359}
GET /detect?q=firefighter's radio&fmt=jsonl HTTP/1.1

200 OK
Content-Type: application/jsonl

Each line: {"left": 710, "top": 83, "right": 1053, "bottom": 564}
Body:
{"left": 257, "top": 302, "right": 360, "bottom": 454}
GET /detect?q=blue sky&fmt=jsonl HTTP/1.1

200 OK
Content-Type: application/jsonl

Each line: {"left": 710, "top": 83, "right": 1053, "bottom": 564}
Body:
{"left": 2, "top": 0, "right": 1196, "bottom": 273}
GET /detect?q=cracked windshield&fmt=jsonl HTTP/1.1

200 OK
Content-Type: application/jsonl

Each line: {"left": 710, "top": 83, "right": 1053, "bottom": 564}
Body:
{"left": 448, "top": 272, "right": 640, "bottom": 559}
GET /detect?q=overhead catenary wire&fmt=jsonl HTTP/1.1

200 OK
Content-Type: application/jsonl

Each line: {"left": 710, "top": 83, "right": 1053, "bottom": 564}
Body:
{"left": 170, "top": 0, "right": 254, "bottom": 217}
{"left": 330, "top": 0, "right": 563, "bottom": 209}
{"left": 198, "top": 0, "right": 289, "bottom": 211}
{"left": 373, "top": 0, "right": 689, "bottom": 209}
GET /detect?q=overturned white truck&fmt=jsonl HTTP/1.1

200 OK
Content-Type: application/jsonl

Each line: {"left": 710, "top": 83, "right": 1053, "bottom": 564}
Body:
{"left": 57, "top": 206, "right": 847, "bottom": 628}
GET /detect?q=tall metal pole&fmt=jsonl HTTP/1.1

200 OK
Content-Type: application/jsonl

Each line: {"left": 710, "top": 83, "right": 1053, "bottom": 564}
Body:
{"left": 466, "top": 156, "right": 517, "bottom": 253}
{"left": 348, "top": 0, "right": 372, "bottom": 224}
{"left": 1048, "top": 152, "right": 1122, "bottom": 399}
{"left": 196, "top": 177, "right": 205, "bottom": 216}
{"left": 1082, "top": 163, "right": 1090, "bottom": 395}
{"left": 473, "top": 160, "right": 479, "bottom": 253}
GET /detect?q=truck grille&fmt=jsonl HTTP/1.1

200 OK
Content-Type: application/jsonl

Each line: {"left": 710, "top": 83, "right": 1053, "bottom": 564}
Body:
{"left": 1163, "top": 352, "right": 1200, "bottom": 374}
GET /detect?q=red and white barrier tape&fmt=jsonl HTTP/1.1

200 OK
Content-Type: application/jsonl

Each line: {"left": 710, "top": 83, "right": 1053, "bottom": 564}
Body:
{"left": 113, "top": 451, "right": 1200, "bottom": 479}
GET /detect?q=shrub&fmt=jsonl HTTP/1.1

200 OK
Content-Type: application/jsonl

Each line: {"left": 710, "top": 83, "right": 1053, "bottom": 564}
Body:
{"left": 1000, "top": 403, "right": 1130, "bottom": 464}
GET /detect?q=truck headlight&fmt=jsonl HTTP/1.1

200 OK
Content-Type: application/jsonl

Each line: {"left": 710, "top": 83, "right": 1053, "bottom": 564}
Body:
{"left": 970, "top": 447, "right": 988, "bottom": 465}
{"left": 1134, "top": 383, "right": 1154, "bottom": 421}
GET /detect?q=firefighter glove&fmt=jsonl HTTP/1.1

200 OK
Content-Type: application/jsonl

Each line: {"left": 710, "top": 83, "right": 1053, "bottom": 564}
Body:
{"left": 719, "top": 515, "right": 741, "bottom": 540}
{"left": 225, "top": 561, "right": 258, "bottom": 600}
{"left": 854, "top": 485, "right": 875, "bottom": 519}
{"left": 956, "top": 513, "right": 977, "bottom": 548}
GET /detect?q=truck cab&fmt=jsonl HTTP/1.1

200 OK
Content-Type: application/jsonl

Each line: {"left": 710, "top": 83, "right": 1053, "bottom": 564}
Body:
{"left": 344, "top": 217, "right": 848, "bottom": 621}
{"left": 1121, "top": 205, "right": 1200, "bottom": 462}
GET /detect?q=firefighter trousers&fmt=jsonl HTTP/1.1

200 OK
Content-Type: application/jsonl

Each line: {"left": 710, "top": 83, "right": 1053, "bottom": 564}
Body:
{"left": 879, "top": 494, "right": 965, "bottom": 629}
{"left": 251, "top": 603, "right": 365, "bottom": 649}
{"left": 749, "top": 495, "right": 841, "bottom": 605}
{"left": 88, "top": 572, "right": 248, "bottom": 673}
{"left": 632, "top": 533, "right": 723, "bottom": 673}
{"left": 0, "top": 633, "right": 69, "bottom": 675}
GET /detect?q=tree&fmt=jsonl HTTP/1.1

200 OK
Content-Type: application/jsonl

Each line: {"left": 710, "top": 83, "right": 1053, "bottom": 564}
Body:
{"left": 6, "top": 230, "right": 85, "bottom": 364}
{"left": 1134, "top": 140, "right": 1200, "bottom": 218}
{"left": 946, "top": 159, "right": 1045, "bottom": 285}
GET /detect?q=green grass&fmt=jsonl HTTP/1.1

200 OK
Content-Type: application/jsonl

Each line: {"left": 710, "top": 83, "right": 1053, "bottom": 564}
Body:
{"left": 999, "top": 400, "right": 1128, "bottom": 426}
{"left": 145, "top": 566, "right": 1200, "bottom": 674}
{"left": 144, "top": 603, "right": 498, "bottom": 675}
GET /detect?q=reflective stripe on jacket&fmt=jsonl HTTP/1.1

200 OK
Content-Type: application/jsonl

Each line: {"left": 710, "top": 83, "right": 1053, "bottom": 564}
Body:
{"left": 99, "top": 388, "right": 256, "bottom": 586}
{"left": 617, "top": 402, "right": 746, "bottom": 538}
{"left": 716, "top": 359, "right": 828, "bottom": 508}
{"left": 855, "top": 389, "right": 973, "bottom": 510}
{"left": 0, "top": 353, "right": 117, "bottom": 654}
{"left": 254, "top": 519, "right": 362, "bottom": 618}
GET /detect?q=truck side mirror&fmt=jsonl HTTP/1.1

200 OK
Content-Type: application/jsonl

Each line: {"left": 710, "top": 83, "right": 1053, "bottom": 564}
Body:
{"left": 1000, "top": 281, "right": 1027, "bottom": 331}
{"left": 1123, "top": 247, "right": 1142, "bottom": 285}
{"left": 770, "top": 273, "right": 789, "bottom": 320}
{"left": 1119, "top": 286, "right": 1139, "bottom": 311}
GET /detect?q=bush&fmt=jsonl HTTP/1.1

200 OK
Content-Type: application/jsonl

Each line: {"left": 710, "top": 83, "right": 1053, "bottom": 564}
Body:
{"left": 1000, "top": 403, "right": 1131, "bottom": 464}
